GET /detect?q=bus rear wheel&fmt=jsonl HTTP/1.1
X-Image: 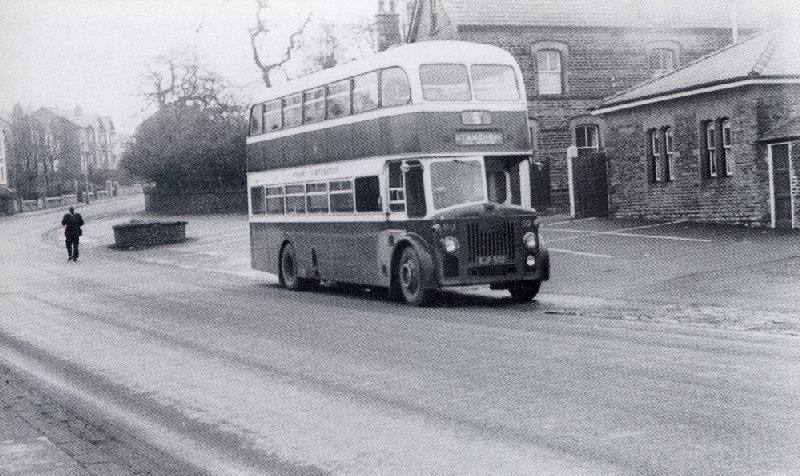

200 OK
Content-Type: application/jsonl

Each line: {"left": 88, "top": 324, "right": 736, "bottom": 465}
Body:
{"left": 508, "top": 280, "right": 541, "bottom": 302}
{"left": 280, "top": 243, "right": 310, "bottom": 291}
{"left": 395, "top": 246, "right": 434, "bottom": 306}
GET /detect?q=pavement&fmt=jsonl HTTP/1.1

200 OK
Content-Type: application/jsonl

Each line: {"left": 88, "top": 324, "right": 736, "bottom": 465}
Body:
{"left": 1, "top": 195, "right": 800, "bottom": 474}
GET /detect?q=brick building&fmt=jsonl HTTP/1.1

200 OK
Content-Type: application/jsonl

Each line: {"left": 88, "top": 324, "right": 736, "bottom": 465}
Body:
{"left": 405, "top": 0, "right": 779, "bottom": 210}
{"left": 594, "top": 30, "right": 800, "bottom": 228}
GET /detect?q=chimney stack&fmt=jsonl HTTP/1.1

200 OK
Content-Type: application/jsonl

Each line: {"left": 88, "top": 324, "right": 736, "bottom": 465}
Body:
{"left": 376, "top": 0, "right": 401, "bottom": 52}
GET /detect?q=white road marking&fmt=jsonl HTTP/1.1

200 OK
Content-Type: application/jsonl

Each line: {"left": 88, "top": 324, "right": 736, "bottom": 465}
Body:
{"left": 542, "top": 220, "right": 711, "bottom": 243}
{"left": 548, "top": 248, "right": 614, "bottom": 259}
{"left": 543, "top": 217, "right": 597, "bottom": 227}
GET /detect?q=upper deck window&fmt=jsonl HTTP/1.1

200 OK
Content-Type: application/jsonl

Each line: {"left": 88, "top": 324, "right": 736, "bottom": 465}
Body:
{"left": 353, "top": 71, "right": 379, "bottom": 113}
{"left": 420, "top": 64, "right": 472, "bottom": 101}
{"left": 381, "top": 67, "right": 411, "bottom": 107}
{"left": 249, "top": 104, "right": 264, "bottom": 136}
{"left": 472, "top": 65, "right": 520, "bottom": 101}
{"left": 326, "top": 79, "right": 351, "bottom": 118}
{"left": 283, "top": 93, "right": 302, "bottom": 128}
{"left": 303, "top": 87, "right": 326, "bottom": 124}
{"left": 263, "top": 100, "right": 282, "bottom": 132}
{"left": 430, "top": 160, "right": 486, "bottom": 210}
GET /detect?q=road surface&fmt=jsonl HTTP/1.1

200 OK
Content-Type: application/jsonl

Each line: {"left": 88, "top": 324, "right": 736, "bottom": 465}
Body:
{"left": 1, "top": 196, "right": 799, "bottom": 474}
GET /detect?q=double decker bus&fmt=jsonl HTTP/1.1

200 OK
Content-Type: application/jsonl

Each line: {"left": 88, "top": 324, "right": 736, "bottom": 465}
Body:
{"left": 247, "top": 41, "right": 549, "bottom": 305}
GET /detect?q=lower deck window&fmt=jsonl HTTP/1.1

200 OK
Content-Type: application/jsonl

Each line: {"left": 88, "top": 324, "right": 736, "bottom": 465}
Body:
{"left": 355, "top": 176, "right": 381, "bottom": 212}
{"left": 306, "top": 182, "right": 329, "bottom": 213}
{"left": 250, "top": 186, "right": 266, "bottom": 214}
{"left": 265, "top": 186, "right": 285, "bottom": 214}
{"left": 330, "top": 180, "right": 355, "bottom": 213}
{"left": 285, "top": 184, "right": 305, "bottom": 213}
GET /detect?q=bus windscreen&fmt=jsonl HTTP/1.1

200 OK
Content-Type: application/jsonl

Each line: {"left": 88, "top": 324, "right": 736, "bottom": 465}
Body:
{"left": 472, "top": 65, "right": 520, "bottom": 101}
{"left": 430, "top": 160, "right": 486, "bottom": 209}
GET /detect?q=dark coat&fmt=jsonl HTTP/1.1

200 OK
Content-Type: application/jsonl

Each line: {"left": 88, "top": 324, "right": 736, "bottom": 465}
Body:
{"left": 62, "top": 213, "right": 84, "bottom": 238}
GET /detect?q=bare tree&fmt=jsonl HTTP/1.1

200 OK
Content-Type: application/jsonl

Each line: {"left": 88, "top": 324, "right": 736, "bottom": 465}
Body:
{"left": 143, "top": 52, "right": 240, "bottom": 114}
{"left": 248, "top": 0, "right": 312, "bottom": 88}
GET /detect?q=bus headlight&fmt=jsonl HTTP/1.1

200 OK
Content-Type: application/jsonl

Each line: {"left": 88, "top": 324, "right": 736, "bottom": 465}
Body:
{"left": 441, "top": 236, "right": 459, "bottom": 253}
{"left": 523, "top": 232, "right": 538, "bottom": 249}
{"left": 526, "top": 255, "right": 537, "bottom": 267}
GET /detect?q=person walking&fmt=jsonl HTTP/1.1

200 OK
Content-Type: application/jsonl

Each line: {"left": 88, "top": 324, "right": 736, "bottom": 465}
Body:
{"left": 61, "top": 207, "right": 84, "bottom": 261}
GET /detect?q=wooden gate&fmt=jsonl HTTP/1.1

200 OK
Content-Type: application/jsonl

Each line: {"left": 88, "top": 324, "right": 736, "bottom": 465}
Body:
{"left": 570, "top": 151, "right": 609, "bottom": 218}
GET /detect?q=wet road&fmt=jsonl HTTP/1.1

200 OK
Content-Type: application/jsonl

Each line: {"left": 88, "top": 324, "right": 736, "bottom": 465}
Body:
{"left": 1, "top": 196, "right": 799, "bottom": 474}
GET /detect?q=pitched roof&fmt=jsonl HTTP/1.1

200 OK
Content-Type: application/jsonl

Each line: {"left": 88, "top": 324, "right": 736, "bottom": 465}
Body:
{"left": 596, "top": 30, "right": 800, "bottom": 112}
{"left": 416, "top": 0, "right": 781, "bottom": 30}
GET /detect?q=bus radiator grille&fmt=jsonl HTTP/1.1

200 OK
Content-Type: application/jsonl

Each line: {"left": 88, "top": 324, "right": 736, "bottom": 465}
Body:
{"left": 465, "top": 221, "right": 516, "bottom": 266}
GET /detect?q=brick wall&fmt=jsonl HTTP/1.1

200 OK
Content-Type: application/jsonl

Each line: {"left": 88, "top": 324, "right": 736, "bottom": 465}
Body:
{"left": 601, "top": 84, "right": 800, "bottom": 227}
{"left": 456, "top": 25, "right": 734, "bottom": 208}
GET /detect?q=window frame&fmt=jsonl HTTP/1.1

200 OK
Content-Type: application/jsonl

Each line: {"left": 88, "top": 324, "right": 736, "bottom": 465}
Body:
{"left": 648, "top": 128, "right": 662, "bottom": 183}
{"left": 664, "top": 127, "right": 675, "bottom": 181}
{"left": 536, "top": 49, "right": 563, "bottom": 96}
{"left": 326, "top": 79, "right": 352, "bottom": 119}
{"left": 328, "top": 179, "right": 355, "bottom": 213}
{"left": 575, "top": 124, "right": 600, "bottom": 151}
{"left": 283, "top": 93, "right": 303, "bottom": 128}
{"left": 353, "top": 70, "right": 380, "bottom": 114}
{"left": 284, "top": 183, "right": 306, "bottom": 214}
{"left": 303, "top": 87, "right": 327, "bottom": 125}
{"left": 380, "top": 66, "right": 412, "bottom": 108}
{"left": 262, "top": 99, "right": 283, "bottom": 133}
{"left": 721, "top": 118, "right": 733, "bottom": 176}
{"left": 249, "top": 103, "right": 264, "bottom": 136}
{"left": 250, "top": 186, "right": 266, "bottom": 215}
{"left": 419, "top": 63, "right": 473, "bottom": 102}
{"left": 651, "top": 48, "right": 676, "bottom": 75}
{"left": 304, "top": 181, "right": 329, "bottom": 214}
{"left": 265, "top": 185, "right": 285, "bottom": 215}
{"left": 471, "top": 64, "right": 521, "bottom": 101}
{"left": 705, "top": 121, "right": 718, "bottom": 178}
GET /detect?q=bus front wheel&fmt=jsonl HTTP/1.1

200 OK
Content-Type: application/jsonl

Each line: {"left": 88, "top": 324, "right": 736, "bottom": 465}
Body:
{"left": 508, "top": 280, "right": 541, "bottom": 302}
{"left": 395, "top": 246, "right": 434, "bottom": 306}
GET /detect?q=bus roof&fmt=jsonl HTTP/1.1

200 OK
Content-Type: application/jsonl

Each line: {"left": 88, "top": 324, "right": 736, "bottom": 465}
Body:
{"left": 256, "top": 41, "right": 519, "bottom": 103}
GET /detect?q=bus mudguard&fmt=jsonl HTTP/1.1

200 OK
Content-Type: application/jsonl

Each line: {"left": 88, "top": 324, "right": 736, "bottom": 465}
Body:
{"left": 391, "top": 233, "right": 438, "bottom": 291}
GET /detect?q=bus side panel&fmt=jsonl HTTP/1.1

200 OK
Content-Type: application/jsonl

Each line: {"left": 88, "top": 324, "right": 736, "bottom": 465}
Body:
{"left": 279, "top": 221, "right": 386, "bottom": 286}
{"left": 250, "top": 222, "right": 285, "bottom": 275}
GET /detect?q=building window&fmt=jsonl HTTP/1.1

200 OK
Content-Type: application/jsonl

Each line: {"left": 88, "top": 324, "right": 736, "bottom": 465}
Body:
{"left": 648, "top": 129, "right": 662, "bottom": 182}
{"left": 705, "top": 121, "right": 717, "bottom": 178}
{"left": 575, "top": 124, "right": 599, "bottom": 152}
{"left": 536, "top": 50, "right": 563, "bottom": 95}
{"left": 664, "top": 127, "right": 675, "bottom": 181}
{"left": 650, "top": 48, "right": 676, "bottom": 76}
{"left": 721, "top": 118, "right": 733, "bottom": 176}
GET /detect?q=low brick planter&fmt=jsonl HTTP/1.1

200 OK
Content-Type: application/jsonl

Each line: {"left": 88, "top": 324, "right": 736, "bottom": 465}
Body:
{"left": 112, "top": 220, "right": 188, "bottom": 248}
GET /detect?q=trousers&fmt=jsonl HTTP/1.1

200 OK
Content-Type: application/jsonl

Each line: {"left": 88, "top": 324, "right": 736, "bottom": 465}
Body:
{"left": 66, "top": 237, "right": 80, "bottom": 260}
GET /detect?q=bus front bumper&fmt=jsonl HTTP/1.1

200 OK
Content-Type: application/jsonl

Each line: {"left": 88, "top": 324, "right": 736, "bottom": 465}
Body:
{"left": 438, "top": 247, "right": 550, "bottom": 288}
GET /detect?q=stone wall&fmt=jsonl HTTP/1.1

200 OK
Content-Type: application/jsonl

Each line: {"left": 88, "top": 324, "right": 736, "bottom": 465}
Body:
{"left": 600, "top": 84, "right": 800, "bottom": 227}
{"left": 144, "top": 188, "right": 247, "bottom": 215}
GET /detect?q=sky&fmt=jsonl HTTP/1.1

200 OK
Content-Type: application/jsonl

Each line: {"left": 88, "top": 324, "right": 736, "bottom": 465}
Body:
{"left": 0, "top": 0, "right": 383, "bottom": 134}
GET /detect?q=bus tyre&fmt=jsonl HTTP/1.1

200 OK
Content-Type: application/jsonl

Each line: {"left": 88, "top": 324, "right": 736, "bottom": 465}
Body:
{"left": 508, "top": 280, "right": 541, "bottom": 302}
{"left": 396, "top": 245, "right": 434, "bottom": 307}
{"left": 279, "top": 243, "right": 304, "bottom": 291}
